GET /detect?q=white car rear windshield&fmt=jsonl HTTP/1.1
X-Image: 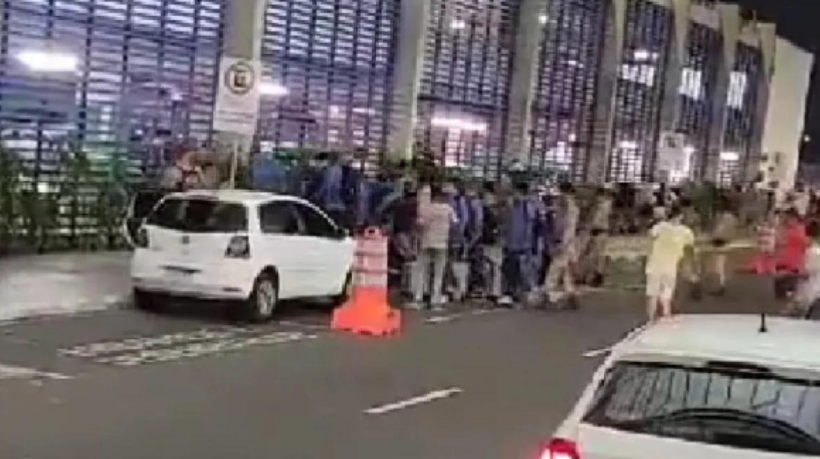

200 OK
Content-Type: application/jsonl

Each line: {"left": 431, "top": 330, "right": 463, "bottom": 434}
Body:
{"left": 147, "top": 198, "right": 247, "bottom": 233}
{"left": 583, "top": 361, "right": 820, "bottom": 456}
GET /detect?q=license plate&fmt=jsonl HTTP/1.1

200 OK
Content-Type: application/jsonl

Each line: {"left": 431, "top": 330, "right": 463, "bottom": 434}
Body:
{"left": 163, "top": 266, "right": 197, "bottom": 279}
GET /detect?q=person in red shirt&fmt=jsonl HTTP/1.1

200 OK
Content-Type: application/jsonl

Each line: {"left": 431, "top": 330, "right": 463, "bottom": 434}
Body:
{"left": 774, "top": 209, "right": 810, "bottom": 300}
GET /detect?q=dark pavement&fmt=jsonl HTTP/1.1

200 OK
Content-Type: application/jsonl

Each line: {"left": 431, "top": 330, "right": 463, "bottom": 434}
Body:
{"left": 0, "top": 275, "right": 775, "bottom": 459}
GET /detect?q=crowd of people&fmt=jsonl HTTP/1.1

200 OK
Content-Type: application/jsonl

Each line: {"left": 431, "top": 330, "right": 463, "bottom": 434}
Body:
{"left": 154, "top": 147, "right": 820, "bottom": 320}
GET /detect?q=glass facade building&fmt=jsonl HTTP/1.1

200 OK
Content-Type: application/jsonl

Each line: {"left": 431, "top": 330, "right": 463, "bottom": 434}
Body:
{"left": 0, "top": 0, "right": 225, "bottom": 183}
{"left": 414, "top": 0, "right": 519, "bottom": 179}
{"left": 720, "top": 42, "right": 763, "bottom": 185}
{"left": 677, "top": 22, "right": 721, "bottom": 181}
{"left": 258, "top": 0, "right": 400, "bottom": 158}
{"left": 607, "top": 0, "right": 672, "bottom": 183}
{"left": 0, "top": 0, "right": 774, "bottom": 188}
{"left": 530, "top": 0, "right": 607, "bottom": 181}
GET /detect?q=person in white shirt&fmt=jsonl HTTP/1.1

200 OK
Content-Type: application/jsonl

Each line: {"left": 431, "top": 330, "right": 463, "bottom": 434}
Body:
{"left": 789, "top": 222, "right": 820, "bottom": 318}
{"left": 793, "top": 183, "right": 811, "bottom": 218}
{"left": 410, "top": 184, "right": 458, "bottom": 311}
{"left": 645, "top": 206, "right": 696, "bottom": 322}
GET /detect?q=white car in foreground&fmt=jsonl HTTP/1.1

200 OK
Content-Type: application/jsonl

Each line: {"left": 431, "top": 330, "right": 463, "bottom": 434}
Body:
{"left": 542, "top": 315, "right": 820, "bottom": 459}
{"left": 131, "top": 190, "right": 355, "bottom": 322}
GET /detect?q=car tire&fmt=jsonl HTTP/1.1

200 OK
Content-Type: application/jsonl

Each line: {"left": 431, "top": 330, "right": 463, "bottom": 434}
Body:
{"left": 246, "top": 273, "right": 279, "bottom": 323}
{"left": 332, "top": 271, "right": 354, "bottom": 307}
{"left": 133, "top": 289, "right": 162, "bottom": 312}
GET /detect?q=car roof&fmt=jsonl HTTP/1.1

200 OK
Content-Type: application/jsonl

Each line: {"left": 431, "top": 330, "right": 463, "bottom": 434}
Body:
{"left": 616, "top": 315, "right": 820, "bottom": 373}
{"left": 165, "top": 189, "right": 306, "bottom": 206}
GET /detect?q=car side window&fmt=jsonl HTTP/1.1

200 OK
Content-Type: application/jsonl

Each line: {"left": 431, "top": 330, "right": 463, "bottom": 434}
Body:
{"left": 292, "top": 203, "right": 337, "bottom": 239}
{"left": 259, "top": 203, "right": 301, "bottom": 235}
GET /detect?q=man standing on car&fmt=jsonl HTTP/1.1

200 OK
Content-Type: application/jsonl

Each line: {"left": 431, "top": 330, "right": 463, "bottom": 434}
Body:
{"left": 645, "top": 206, "right": 695, "bottom": 322}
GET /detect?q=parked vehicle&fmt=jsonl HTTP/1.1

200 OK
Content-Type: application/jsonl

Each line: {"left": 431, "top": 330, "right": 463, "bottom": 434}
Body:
{"left": 131, "top": 189, "right": 355, "bottom": 322}
{"left": 540, "top": 315, "right": 820, "bottom": 459}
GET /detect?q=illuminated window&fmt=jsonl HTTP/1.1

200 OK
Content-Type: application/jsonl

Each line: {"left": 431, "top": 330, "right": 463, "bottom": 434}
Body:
{"left": 678, "top": 22, "right": 721, "bottom": 180}
{"left": 530, "top": 0, "right": 607, "bottom": 181}
{"left": 722, "top": 43, "right": 762, "bottom": 185}
{"left": 608, "top": 0, "right": 672, "bottom": 183}
{"left": 415, "top": 0, "right": 519, "bottom": 179}
{"left": 0, "top": 0, "right": 224, "bottom": 181}
{"left": 727, "top": 71, "right": 748, "bottom": 110}
{"left": 259, "top": 0, "right": 400, "bottom": 164}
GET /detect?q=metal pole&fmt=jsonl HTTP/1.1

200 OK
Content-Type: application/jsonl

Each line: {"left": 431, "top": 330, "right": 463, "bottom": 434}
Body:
{"left": 229, "top": 141, "right": 239, "bottom": 189}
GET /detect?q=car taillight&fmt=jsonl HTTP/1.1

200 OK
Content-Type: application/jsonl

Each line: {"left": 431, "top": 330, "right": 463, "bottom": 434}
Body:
{"left": 135, "top": 227, "right": 149, "bottom": 248}
{"left": 225, "top": 235, "right": 250, "bottom": 259}
{"left": 540, "top": 439, "right": 581, "bottom": 459}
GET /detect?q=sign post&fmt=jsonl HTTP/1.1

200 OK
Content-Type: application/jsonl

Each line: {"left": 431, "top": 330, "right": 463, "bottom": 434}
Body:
{"left": 212, "top": 56, "right": 262, "bottom": 189}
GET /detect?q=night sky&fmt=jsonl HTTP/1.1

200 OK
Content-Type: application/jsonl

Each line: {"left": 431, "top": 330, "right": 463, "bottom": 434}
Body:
{"left": 734, "top": 0, "right": 819, "bottom": 163}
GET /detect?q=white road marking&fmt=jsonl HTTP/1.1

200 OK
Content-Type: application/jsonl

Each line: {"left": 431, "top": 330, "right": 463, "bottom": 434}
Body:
{"left": 0, "top": 363, "right": 73, "bottom": 381}
{"left": 276, "top": 320, "right": 328, "bottom": 330}
{"left": 583, "top": 323, "right": 649, "bottom": 358}
{"left": 60, "top": 328, "right": 317, "bottom": 367}
{"left": 364, "top": 388, "right": 463, "bottom": 415}
{"left": 425, "top": 314, "right": 463, "bottom": 324}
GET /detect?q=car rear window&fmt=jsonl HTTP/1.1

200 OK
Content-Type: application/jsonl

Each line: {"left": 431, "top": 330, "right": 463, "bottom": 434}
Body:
{"left": 147, "top": 198, "right": 247, "bottom": 233}
{"left": 584, "top": 361, "right": 820, "bottom": 456}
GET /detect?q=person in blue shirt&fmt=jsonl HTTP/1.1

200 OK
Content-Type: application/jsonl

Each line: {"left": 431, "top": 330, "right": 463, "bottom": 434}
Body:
{"left": 312, "top": 152, "right": 357, "bottom": 229}
{"left": 502, "top": 182, "right": 538, "bottom": 304}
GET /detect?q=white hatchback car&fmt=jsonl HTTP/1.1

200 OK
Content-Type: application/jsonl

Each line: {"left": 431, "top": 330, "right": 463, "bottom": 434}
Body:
{"left": 544, "top": 315, "right": 820, "bottom": 459}
{"left": 131, "top": 190, "right": 355, "bottom": 322}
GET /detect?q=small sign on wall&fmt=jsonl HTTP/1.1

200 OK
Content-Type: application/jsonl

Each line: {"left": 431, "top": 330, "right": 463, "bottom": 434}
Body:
{"left": 213, "top": 56, "right": 262, "bottom": 135}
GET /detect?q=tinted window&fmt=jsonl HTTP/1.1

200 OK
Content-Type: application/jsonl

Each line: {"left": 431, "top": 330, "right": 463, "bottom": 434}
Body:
{"left": 584, "top": 361, "right": 820, "bottom": 456}
{"left": 147, "top": 198, "right": 247, "bottom": 233}
{"left": 259, "top": 203, "right": 301, "bottom": 235}
{"left": 292, "top": 203, "right": 337, "bottom": 238}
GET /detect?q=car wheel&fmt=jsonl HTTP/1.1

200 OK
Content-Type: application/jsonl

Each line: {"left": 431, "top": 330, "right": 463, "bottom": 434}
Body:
{"left": 133, "top": 289, "right": 162, "bottom": 312}
{"left": 246, "top": 273, "right": 279, "bottom": 323}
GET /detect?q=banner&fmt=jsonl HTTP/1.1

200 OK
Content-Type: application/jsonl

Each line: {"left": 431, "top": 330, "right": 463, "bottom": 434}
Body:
{"left": 213, "top": 56, "right": 262, "bottom": 135}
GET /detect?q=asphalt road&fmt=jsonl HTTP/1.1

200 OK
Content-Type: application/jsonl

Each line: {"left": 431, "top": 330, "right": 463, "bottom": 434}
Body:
{"left": 0, "top": 275, "right": 775, "bottom": 459}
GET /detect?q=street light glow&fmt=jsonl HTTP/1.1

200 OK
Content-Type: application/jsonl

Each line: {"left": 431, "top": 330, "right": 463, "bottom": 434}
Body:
{"left": 431, "top": 117, "right": 487, "bottom": 133}
{"left": 450, "top": 19, "right": 467, "bottom": 30}
{"left": 720, "top": 151, "right": 740, "bottom": 161}
{"left": 260, "top": 82, "right": 288, "bottom": 97}
{"left": 17, "top": 50, "right": 78, "bottom": 72}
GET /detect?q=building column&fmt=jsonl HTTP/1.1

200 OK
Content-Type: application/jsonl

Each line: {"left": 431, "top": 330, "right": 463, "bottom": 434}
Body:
{"left": 744, "top": 22, "right": 775, "bottom": 183}
{"left": 654, "top": 0, "right": 690, "bottom": 181}
{"left": 702, "top": 3, "right": 740, "bottom": 182}
{"left": 504, "top": 0, "right": 547, "bottom": 166}
{"left": 386, "top": 0, "right": 430, "bottom": 163}
{"left": 586, "top": 0, "right": 627, "bottom": 184}
{"left": 214, "top": 0, "right": 267, "bottom": 164}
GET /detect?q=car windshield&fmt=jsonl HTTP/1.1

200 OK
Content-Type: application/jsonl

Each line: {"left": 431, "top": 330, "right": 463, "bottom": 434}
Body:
{"left": 146, "top": 198, "right": 247, "bottom": 233}
{"left": 584, "top": 361, "right": 820, "bottom": 456}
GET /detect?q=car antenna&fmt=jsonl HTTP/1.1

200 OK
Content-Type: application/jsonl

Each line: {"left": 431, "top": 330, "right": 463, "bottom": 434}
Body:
{"left": 759, "top": 312, "right": 768, "bottom": 333}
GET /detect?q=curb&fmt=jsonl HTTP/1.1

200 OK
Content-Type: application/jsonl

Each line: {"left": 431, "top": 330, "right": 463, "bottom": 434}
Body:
{"left": 0, "top": 293, "right": 131, "bottom": 326}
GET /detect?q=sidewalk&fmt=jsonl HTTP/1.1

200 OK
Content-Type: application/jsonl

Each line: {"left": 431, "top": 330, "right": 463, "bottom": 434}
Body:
{"left": 0, "top": 252, "right": 131, "bottom": 323}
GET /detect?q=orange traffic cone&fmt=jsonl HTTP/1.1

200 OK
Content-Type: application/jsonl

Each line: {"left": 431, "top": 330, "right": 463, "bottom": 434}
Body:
{"left": 332, "top": 228, "right": 401, "bottom": 336}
